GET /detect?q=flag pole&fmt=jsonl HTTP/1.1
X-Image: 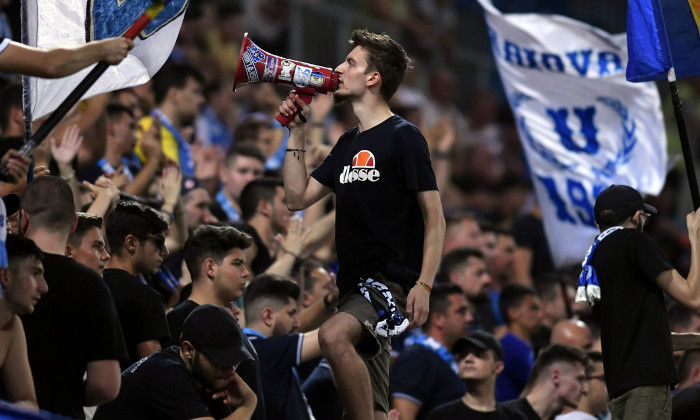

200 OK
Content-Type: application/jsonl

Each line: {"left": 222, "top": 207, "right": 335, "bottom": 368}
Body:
{"left": 0, "top": 1, "right": 166, "bottom": 181}
{"left": 667, "top": 68, "right": 700, "bottom": 209}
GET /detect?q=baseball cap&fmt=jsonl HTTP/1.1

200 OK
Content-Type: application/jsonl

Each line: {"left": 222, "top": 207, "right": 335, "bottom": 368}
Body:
{"left": 2, "top": 194, "right": 19, "bottom": 215}
{"left": 181, "top": 176, "right": 203, "bottom": 196}
{"left": 593, "top": 185, "right": 657, "bottom": 224}
{"left": 453, "top": 330, "right": 503, "bottom": 360}
{"left": 181, "top": 304, "right": 253, "bottom": 367}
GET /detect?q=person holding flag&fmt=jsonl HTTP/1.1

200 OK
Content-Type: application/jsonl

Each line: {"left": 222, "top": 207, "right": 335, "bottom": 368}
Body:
{"left": 576, "top": 185, "right": 700, "bottom": 419}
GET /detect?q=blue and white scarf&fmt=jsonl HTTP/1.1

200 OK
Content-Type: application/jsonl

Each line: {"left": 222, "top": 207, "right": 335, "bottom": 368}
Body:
{"left": 576, "top": 226, "right": 623, "bottom": 306}
{"left": 152, "top": 109, "right": 195, "bottom": 177}
{"left": 404, "top": 334, "right": 459, "bottom": 374}
{"left": 358, "top": 277, "right": 409, "bottom": 337}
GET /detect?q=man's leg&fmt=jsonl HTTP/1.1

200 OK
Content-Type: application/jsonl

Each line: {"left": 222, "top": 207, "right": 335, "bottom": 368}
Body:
{"left": 319, "top": 311, "right": 379, "bottom": 420}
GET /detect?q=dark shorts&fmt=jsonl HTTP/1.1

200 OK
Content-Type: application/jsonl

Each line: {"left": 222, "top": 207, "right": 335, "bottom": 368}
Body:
{"left": 337, "top": 274, "right": 408, "bottom": 414}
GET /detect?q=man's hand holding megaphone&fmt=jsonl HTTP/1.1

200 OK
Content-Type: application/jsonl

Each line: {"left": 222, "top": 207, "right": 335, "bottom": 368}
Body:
{"left": 279, "top": 91, "right": 311, "bottom": 130}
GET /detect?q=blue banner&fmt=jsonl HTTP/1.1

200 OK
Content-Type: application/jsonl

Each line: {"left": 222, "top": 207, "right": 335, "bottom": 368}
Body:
{"left": 627, "top": 0, "right": 700, "bottom": 81}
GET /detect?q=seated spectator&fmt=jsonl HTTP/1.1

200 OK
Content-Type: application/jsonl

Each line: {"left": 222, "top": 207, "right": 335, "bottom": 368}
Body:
{"left": 497, "top": 284, "right": 541, "bottom": 402}
{"left": 242, "top": 273, "right": 328, "bottom": 420}
{"left": 213, "top": 143, "right": 265, "bottom": 223}
{"left": 167, "top": 224, "right": 266, "bottom": 420}
{"left": 65, "top": 212, "right": 110, "bottom": 276}
{"left": 94, "top": 304, "right": 257, "bottom": 420}
{"left": 550, "top": 320, "right": 593, "bottom": 351}
{"left": 391, "top": 284, "right": 471, "bottom": 420}
{"left": 104, "top": 201, "right": 170, "bottom": 371}
{"left": 555, "top": 351, "right": 609, "bottom": 420}
{"left": 503, "top": 344, "right": 588, "bottom": 420}
{"left": 676, "top": 349, "right": 700, "bottom": 391}
{"left": 0, "top": 235, "right": 47, "bottom": 409}
{"left": 20, "top": 176, "right": 126, "bottom": 418}
{"left": 427, "top": 331, "right": 522, "bottom": 419}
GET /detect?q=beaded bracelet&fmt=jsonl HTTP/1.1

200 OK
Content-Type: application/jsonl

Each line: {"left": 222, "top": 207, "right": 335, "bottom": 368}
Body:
{"left": 416, "top": 280, "right": 432, "bottom": 293}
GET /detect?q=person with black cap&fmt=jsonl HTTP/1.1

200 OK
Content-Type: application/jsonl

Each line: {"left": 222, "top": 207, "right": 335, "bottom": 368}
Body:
{"left": 94, "top": 304, "right": 257, "bottom": 420}
{"left": 575, "top": 184, "right": 700, "bottom": 420}
{"left": 427, "top": 331, "right": 524, "bottom": 419}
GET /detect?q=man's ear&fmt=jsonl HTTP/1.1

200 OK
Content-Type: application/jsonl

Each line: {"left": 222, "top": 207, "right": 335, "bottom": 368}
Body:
{"left": 20, "top": 209, "right": 29, "bottom": 234}
{"left": 181, "top": 340, "right": 195, "bottom": 358}
{"left": 261, "top": 307, "right": 275, "bottom": 327}
{"left": 366, "top": 71, "right": 381, "bottom": 88}
{"left": 494, "top": 360, "right": 505, "bottom": 375}
{"left": 125, "top": 234, "right": 138, "bottom": 254}
{"left": 203, "top": 257, "right": 216, "bottom": 279}
{"left": 258, "top": 199, "right": 272, "bottom": 218}
{"left": 65, "top": 243, "right": 75, "bottom": 257}
{"left": 0, "top": 267, "right": 10, "bottom": 288}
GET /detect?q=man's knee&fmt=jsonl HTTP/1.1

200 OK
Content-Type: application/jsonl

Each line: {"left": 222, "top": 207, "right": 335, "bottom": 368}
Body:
{"left": 319, "top": 313, "right": 363, "bottom": 355}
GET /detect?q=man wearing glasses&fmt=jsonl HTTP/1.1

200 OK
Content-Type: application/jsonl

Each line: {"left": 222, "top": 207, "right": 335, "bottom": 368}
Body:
{"left": 576, "top": 185, "right": 700, "bottom": 420}
{"left": 105, "top": 200, "right": 171, "bottom": 371}
{"left": 94, "top": 304, "right": 257, "bottom": 420}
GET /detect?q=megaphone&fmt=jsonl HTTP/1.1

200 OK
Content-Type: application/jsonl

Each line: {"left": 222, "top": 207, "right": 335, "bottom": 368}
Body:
{"left": 234, "top": 33, "right": 338, "bottom": 126}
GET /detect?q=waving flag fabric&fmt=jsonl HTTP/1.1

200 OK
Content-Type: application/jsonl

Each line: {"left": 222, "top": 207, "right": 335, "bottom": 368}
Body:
{"left": 627, "top": 0, "right": 700, "bottom": 82}
{"left": 23, "top": 0, "right": 188, "bottom": 120}
{"left": 478, "top": 0, "right": 667, "bottom": 267}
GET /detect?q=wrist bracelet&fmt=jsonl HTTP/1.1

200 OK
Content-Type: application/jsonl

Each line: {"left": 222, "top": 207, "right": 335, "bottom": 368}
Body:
{"left": 162, "top": 210, "right": 175, "bottom": 221}
{"left": 278, "top": 244, "right": 300, "bottom": 260}
{"left": 416, "top": 280, "right": 432, "bottom": 293}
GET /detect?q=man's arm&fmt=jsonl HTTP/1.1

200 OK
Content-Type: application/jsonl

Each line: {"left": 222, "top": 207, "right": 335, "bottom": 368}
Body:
{"left": 300, "top": 329, "right": 323, "bottom": 362}
{"left": 391, "top": 397, "right": 420, "bottom": 420}
{"left": 656, "top": 208, "right": 700, "bottom": 311}
{"left": 1, "top": 317, "right": 38, "bottom": 409}
{"left": 280, "top": 92, "right": 332, "bottom": 211}
{"left": 0, "top": 38, "right": 133, "bottom": 78}
{"left": 136, "top": 339, "right": 162, "bottom": 359}
{"left": 84, "top": 359, "right": 121, "bottom": 406}
{"left": 406, "top": 190, "right": 445, "bottom": 329}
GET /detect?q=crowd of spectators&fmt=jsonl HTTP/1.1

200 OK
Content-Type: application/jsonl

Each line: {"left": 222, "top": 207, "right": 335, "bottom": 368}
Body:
{"left": 2, "top": 0, "right": 700, "bottom": 419}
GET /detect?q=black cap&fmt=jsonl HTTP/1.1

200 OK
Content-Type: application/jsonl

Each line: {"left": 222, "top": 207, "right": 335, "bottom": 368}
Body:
{"left": 2, "top": 194, "right": 19, "bottom": 215}
{"left": 181, "top": 176, "right": 203, "bottom": 196}
{"left": 453, "top": 330, "right": 503, "bottom": 360}
{"left": 181, "top": 304, "right": 253, "bottom": 367}
{"left": 593, "top": 185, "right": 657, "bottom": 224}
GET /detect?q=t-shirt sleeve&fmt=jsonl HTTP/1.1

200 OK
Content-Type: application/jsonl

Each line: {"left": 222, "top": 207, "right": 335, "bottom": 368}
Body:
{"left": 632, "top": 231, "right": 673, "bottom": 284}
{"left": 390, "top": 348, "right": 434, "bottom": 405}
{"left": 84, "top": 277, "right": 128, "bottom": 361}
{"left": 0, "top": 37, "right": 9, "bottom": 55}
{"left": 397, "top": 125, "right": 437, "bottom": 192}
{"left": 252, "top": 333, "right": 303, "bottom": 369}
{"left": 134, "top": 289, "right": 170, "bottom": 345}
{"left": 311, "top": 143, "right": 339, "bottom": 190}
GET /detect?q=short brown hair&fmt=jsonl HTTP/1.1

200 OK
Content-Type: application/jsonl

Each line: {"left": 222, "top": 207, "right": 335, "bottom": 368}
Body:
{"left": 67, "top": 212, "right": 103, "bottom": 248}
{"left": 350, "top": 29, "right": 412, "bottom": 102}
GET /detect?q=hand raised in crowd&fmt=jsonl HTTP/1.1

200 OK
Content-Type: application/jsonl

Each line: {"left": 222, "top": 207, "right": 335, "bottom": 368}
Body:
{"left": 159, "top": 160, "right": 182, "bottom": 209}
{"left": 83, "top": 175, "right": 120, "bottom": 203}
{"left": 50, "top": 124, "right": 83, "bottom": 166}
{"left": 1, "top": 163, "right": 49, "bottom": 196}
{"left": 275, "top": 215, "right": 311, "bottom": 260}
{"left": 686, "top": 207, "right": 700, "bottom": 245}
{"left": 308, "top": 92, "right": 334, "bottom": 124}
{"left": 192, "top": 142, "right": 224, "bottom": 181}
{"left": 140, "top": 114, "right": 162, "bottom": 163}
{"left": 96, "top": 37, "right": 135, "bottom": 65}
{"left": 105, "top": 164, "right": 129, "bottom": 189}
{"left": 429, "top": 115, "right": 456, "bottom": 156}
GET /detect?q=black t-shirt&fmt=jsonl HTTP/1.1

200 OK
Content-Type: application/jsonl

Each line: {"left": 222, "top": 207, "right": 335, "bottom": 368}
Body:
{"left": 21, "top": 254, "right": 127, "bottom": 419}
{"left": 391, "top": 344, "right": 465, "bottom": 420}
{"left": 672, "top": 383, "right": 700, "bottom": 420}
{"left": 103, "top": 268, "right": 170, "bottom": 371}
{"left": 167, "top": 300, "right": 267, "bottom": 420}
{"left": 502, "top": 398, "right": 540, "bottom": 420}
{"left": 427, "top": 399, "right": 528, "bottom": 420}
{"left": 236, "top": 224, "right": 274, "bottom": 276}
{"left": 246, "top": 330, "right": 311, "bottom": 420}
{"left": 590, "top": 228, "right": 676, "bottom": 397}
{"left": 311, "top": 115, "right": 437, "bottom": 297}
{"left": 93, "top": 346, "right": 216, "bottom": 420}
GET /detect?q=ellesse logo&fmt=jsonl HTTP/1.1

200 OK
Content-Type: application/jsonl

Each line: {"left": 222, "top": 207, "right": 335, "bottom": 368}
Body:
{"left": 340, "top": 150, "right": 380, "bottom": 184}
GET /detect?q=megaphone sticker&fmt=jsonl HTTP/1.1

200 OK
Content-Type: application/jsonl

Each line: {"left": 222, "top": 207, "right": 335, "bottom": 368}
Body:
{"left": 279, "top": 60, "right": 295, "bottom": 82}
{"left": 294, "top": 66, "right": 312, "bottom": 88}
{"left": 310, "top": 72, "right": 326, "bottom": 87}
{"left": 263, "top": 57, "right": 278, "bottom": 82}
{"left": 242, "top": 50, "right": 260, "bottom": 83}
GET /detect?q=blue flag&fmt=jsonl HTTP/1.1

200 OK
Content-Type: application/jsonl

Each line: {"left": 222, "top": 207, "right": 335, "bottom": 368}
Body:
{"left": 627, "top": 0, "right": 700, "bottom": 82}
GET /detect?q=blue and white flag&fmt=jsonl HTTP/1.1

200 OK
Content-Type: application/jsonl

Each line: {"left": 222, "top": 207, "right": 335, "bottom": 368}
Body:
{"left": 479, "top": 0, "right": 667, "bottom": 268}
{"left": 627, "top": 0, "right": 700, "bottom": 82}
{"left": 23, "top": 0, "right": 188, "bottom": 120}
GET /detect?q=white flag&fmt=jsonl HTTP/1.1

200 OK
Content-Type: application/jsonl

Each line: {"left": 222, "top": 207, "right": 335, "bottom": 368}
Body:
{"left": 24, "top": 0, "right": 188, "bottom": 120}
{"left": 478, "top": 0, "right": 667, "bottom": 268}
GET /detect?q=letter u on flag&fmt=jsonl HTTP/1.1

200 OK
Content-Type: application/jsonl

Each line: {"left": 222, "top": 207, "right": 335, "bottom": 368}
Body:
{"left": 478, "top": 0, "right": 667, "bottom": 268}
{"left": 23, "top": 0, "right": 188, "bottom": 120}
{"left": 627, "top": 0, "right": 700, "bottom": 81}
